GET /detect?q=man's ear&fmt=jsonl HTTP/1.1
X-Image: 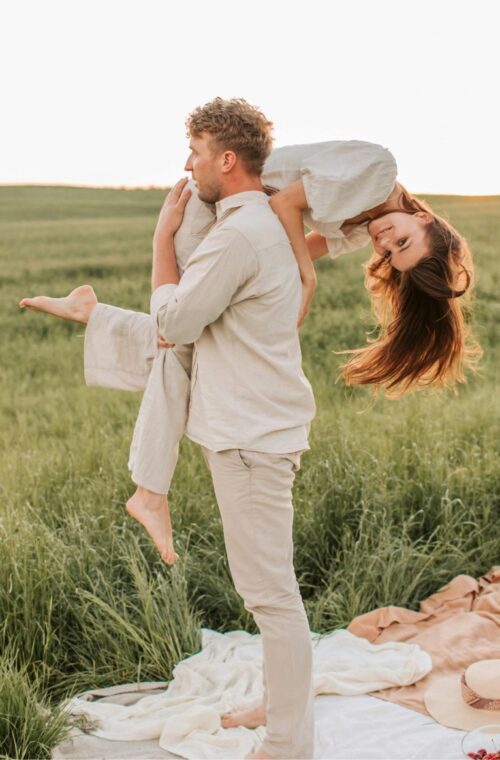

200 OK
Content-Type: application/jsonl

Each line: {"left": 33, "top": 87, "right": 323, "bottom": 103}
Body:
{"left": 221, "top": 150, "right": 238, "bottom": 174}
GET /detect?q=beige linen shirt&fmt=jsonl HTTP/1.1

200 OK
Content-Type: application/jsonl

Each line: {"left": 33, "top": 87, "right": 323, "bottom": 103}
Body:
{"left": 262, "top": 139, "right": 397, "bottom": 258}
{"left": 150, "top": 191, "right": 316, "bottom": 454}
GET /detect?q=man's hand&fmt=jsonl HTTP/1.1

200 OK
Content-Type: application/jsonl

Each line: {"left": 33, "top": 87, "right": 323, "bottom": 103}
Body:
{"left": 154, "top": 177, "right": 192, "bottom": 241}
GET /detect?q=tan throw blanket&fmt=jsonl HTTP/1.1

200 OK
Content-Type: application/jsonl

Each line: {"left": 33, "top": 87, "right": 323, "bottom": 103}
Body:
{"left": 347, "top": 565, "right": 500, "bottom": 716}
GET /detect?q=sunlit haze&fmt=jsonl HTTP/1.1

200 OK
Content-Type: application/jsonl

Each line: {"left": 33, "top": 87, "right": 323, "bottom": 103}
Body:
{"left": 2, "top": 0, "right": 499, "bottom": 194}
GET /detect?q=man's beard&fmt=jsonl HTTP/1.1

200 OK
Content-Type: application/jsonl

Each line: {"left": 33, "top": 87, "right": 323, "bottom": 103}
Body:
{"left": 196, "top": 179, "right": 222, "bottom": 204}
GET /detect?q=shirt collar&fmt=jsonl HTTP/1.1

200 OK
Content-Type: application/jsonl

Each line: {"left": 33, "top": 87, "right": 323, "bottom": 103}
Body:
{"left": 215, "top": 190, "right": 269, "bottom": 221}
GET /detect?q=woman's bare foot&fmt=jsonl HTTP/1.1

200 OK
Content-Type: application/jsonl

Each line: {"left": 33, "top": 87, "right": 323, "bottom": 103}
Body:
{"left": 18, "top": 284, "right": 97, "bottom": 324}
{"left": 126, "top": 486, "right": 179, "bottom": 565}
{"left": 220, "top": 706, "right": 266, "bottom": 730}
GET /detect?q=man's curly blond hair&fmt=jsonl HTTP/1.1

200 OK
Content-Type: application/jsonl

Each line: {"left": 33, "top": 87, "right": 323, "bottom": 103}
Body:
{"left": 185, "top": 97, "right": 274, "bottom": 176}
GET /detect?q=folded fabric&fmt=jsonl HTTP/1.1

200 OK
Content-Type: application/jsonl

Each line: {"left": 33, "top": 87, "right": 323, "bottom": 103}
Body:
{"left": 63, "top": 627, "right": 432, "bottom": 759}
{"left": 56, "top": 692, "right": 469, "bottom": 760}
{"left": 347, "top": 565, "right": 500, "bottom": 717}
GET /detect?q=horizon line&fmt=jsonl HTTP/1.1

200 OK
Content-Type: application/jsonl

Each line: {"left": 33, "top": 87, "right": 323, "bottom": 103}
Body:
{"left": 1, "top": 182, "right": 499, "bottom": 198}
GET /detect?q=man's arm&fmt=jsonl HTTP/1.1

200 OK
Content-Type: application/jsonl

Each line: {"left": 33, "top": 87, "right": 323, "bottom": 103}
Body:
{"left": 151, "top": 227, "right": 258, "bottom": 346}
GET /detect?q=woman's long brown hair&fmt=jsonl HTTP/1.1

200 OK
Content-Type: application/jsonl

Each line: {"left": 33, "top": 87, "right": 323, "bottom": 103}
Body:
{"left": 341, "top": 190, "right": 482, "bottom": 396}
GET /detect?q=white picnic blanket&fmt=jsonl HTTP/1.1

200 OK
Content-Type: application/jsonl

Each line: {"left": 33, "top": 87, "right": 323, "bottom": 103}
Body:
{"left": 62, "top": 627, "right": 436, "bottom": 759}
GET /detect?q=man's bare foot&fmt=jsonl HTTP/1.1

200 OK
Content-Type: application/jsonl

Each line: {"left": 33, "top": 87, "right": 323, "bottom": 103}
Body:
{"left": 126, "top": 486, "right": 179, "bottom": 565}
{"left": 18, "top": 284, "right": 97, "bottom": 324}
{"left": 245, "top": 751, "right": 271, "bottom": 759}
{"left": 220, "top": 706, "right": 266, "bottom": 730}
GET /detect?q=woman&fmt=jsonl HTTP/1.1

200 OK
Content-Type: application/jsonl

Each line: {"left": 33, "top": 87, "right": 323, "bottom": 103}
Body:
{"left": 18, "top": 139, "right": 480, "bottom": 568}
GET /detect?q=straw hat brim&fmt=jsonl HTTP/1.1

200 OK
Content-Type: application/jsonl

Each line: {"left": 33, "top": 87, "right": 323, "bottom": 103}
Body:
{"left": 424, "top": 673, "right": 500, "bottom": 731}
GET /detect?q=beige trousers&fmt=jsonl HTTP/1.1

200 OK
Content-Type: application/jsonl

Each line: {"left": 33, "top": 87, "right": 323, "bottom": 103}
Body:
{"left": 84, "top": 301, "right": 192, "bottom": 493}
{"left": 84, "top": 178, "right": 216, "bottom": 492}
{"left": 84, "top": 304, "right": 315, "bottom": 758}
{"left": 201, "top": 447, "right": 314, "bottom": 759}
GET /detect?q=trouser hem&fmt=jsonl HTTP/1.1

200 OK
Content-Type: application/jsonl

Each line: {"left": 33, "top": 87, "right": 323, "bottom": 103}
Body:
{"left": 259, "top": 741, "right": 314, "bottom": 760}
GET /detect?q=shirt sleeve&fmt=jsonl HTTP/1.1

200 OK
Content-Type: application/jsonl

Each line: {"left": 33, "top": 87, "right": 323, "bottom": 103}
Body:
{"left": 150, "top": 226, "right": 258, "bottom": 345}
{"left": 324, "top": 226, "right": 372, "bottom": 259}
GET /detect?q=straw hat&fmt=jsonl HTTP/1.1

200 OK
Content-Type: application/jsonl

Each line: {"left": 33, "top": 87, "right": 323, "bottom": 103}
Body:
{"left": 424, "top": 659, "right": 500, "bottom": 730}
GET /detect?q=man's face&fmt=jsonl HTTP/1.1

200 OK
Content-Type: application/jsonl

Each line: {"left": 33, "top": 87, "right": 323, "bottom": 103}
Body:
{"left": 184, "top": 132, "right": 223, "bottom": 203}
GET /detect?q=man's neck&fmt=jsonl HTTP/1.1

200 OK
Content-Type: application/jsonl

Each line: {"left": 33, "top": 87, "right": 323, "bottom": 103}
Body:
{"left": 218, "top": 175, "right": 264, "bottom": 200}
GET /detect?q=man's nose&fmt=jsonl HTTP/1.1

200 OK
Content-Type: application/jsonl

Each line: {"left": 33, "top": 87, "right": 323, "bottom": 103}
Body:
{"left": 184, "top": 156, "right": 193, "bottom": 172}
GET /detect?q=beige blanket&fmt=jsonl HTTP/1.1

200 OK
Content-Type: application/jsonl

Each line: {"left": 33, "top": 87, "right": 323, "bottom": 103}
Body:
{"left": 347, "top": 565, "right": 500, "bottom": 715}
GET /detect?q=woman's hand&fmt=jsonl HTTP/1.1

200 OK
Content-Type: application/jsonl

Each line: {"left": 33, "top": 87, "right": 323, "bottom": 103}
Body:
{"left": 153, "top": 178, "right": 192, "bottom": 241}
{"left": 297, "top": 270, "right": 317, "bottom": 328}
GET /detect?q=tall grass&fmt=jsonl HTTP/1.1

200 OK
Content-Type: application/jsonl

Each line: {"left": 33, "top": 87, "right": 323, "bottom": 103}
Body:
{"left": 0, "top": 647, "right": 70, "bottom": 759}
{"left": 0, "top": 187, "right": 499, "bottom": 757}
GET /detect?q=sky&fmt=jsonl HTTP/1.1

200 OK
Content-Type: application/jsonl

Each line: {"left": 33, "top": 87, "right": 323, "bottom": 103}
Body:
{"left": 1, "top": 0, "right": 499, "bottom": 194}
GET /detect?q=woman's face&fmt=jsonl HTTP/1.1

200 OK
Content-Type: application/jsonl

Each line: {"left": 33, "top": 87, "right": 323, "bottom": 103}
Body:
{"left": 368, "top": 211, "right": 433, "bottom": 271}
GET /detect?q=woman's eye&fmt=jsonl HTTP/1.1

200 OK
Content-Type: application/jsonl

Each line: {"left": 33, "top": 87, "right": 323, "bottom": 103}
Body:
{"left": 398, "top": 238, "right": 408, "bottom": 247}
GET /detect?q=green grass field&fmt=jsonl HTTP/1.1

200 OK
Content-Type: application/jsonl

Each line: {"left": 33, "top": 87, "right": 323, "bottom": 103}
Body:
{"left": 0, "top": 186, "right": 499, "bottom": 758}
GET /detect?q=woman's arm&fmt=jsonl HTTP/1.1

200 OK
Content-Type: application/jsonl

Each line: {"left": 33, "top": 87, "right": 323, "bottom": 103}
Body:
{"left": 269, "top": 180, "right": 326, "bottom": 325}
{"left": 269, "top": 180, "right": 316, "bottom": 276}
{"left": 305, "top": 231, "right": 329, "bottom": 261}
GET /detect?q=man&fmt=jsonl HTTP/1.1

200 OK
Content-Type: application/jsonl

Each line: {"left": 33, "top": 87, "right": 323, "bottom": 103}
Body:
{"left": 20, "top": 97, "right": 317, "bottom": 759}
{"left": 151, "top": 97, "right": 316, "bottom": 760}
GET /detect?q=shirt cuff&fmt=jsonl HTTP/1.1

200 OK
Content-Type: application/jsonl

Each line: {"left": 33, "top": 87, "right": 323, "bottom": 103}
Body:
{"left": 150, "top": 284, "right": 178, "bottom": 326}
